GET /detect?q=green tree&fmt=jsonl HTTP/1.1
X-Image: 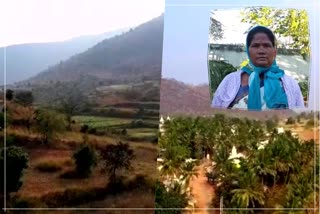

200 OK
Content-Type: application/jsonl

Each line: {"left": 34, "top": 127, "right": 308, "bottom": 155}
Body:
{"left": 100, "top": 141, "right": 135, "bottom": 184}
{"left": 0, "top": 146, "right": 29, "bottom": 195}
{"left": 14, "top": 90, "right": 33, "bottom": 106}
{"left": 240, "top": 7, "right": 310, "bottom": 59}
{"left": 179, "top": 160, "right": 199, "bottom": 188}
{"left": 73, "top": 142, "right": 97, "bottom": 178}
{"left": 210, "top": 12, "right": 224, "bottom": 40}
{"left": 6, "top": 89, "right": 14, "bottom": 101}
{"left": 34, "top": 109, "right": 66, "bottom": 144}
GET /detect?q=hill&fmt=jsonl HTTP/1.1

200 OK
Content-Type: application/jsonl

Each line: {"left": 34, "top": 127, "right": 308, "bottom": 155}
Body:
{"left": 160, "top": 78, "right": 297, "bottom": 120}
{"left": 0, "top": 29, "right": 127, "bottom": 85}
{"left": 22, "top": 15, "right": 164, "bottom": 85}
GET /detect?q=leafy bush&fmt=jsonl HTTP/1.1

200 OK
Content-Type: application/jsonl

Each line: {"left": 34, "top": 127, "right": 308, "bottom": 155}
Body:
{"left": 286, "top": 117, "right": 295, "bottom": 125}
{"left": 80, "top": 124, "right": 89, "bottom": 133}
{"left": 100, "top": 141, "right": 134, "bottom": 185}
{"left": 34, "top": 108, "right": 66, "bottom": 144}
{"left": 0, "top": 112, "right": 4, "bottom": 130}
{"left": 209, "top": 60, "right": 237, "bottom": 99}
{"left": 5, "top": 134, "right": 17, "bottom": 147}
{"left": 0, "top": 146, "right": 29, "bottom": 193}
{"left": 73, "top": 143, "right": 97, "bottom": 177}
{"left": 88, "top": 127, "right": 97, "bottom": 134}
{"left": 155, "top": 181, "right": 188, "bottom": 214}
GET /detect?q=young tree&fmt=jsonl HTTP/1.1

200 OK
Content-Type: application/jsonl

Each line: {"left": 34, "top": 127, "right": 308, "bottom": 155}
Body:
{"left": 73, "top": 141, "right": 97, "bottom": 178}
{"left": 34, "top": 109, "right": 66, "bottom": 144}
{"left": 100, "top": 141, "right": 135, "bottom": 184}
{"left": 51, "top": 82, "right": 90, "bottom": 130}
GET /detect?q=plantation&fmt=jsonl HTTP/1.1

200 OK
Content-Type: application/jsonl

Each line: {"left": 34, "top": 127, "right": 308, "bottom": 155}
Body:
{"left": 157, "top": 114, "right": 319, "bottom": 213}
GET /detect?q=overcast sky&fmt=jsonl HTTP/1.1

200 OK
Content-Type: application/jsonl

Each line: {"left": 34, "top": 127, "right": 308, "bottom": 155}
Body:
{"left": 0, "top": 0, "right": 164, "bottom": 47}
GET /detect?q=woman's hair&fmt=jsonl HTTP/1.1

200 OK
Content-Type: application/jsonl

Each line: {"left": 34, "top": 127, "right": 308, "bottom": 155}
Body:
{"left": 246, "top": 26, "right": 276, "bottom": 47}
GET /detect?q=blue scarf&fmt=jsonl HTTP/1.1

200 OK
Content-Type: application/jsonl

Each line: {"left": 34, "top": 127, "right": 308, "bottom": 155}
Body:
{"left": 241, "top": 27, "right": 288, "bottom": 111}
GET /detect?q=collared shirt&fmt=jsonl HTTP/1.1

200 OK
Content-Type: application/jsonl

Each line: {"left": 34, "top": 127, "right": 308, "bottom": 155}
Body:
{"left": 211, "top": 70, "right": 305, "bottom": 110}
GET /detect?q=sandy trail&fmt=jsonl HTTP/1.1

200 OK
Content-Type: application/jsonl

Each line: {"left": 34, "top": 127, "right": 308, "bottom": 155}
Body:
{"left": 188, "top": 159, "right": 215, "bottom": 214}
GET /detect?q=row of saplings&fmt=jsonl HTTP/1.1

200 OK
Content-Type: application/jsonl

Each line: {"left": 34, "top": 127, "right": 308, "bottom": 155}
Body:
{"left": 0, "top": 135, "right": 135, "bottom": 207}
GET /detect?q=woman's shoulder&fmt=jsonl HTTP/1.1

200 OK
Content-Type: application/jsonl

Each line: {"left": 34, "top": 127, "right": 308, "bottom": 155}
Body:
{"left": 282, "top": 74, "right": 300, "bottom": 86}
{"left": 222, "top": 70, "right": 242, "bottom": 82}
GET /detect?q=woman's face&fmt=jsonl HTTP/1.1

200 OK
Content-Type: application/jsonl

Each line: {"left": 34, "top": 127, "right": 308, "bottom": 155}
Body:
{"left": 248, "top": 32, "right": 276, "bottom": 67}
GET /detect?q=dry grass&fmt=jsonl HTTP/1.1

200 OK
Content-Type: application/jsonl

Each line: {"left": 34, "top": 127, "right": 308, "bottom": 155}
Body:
{"left": 12, "top": 129, "right": 157, "bottom": 199}
{"left": 34, "top": 158, "right": 73, "bottom": 172}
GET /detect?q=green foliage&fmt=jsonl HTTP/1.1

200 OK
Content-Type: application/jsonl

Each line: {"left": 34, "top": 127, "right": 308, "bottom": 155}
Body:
{"left": 80, "top": 124, "right": 89, "bottom": 133}
{"left": 265, "top": 118, "right": 277, "bottom": 132}
{"left": 0, "top": 112, "right": 4, "bottom": 130}
{"left": 0, "top": 146, "right": 29, "bottom": 194}
{"left": 240, "top": 7, "right": 310, "bottom": 59}
{"left": 14, "top": 90, "right": 33, "bottom": 106}
{"left": 286, "top": 117, "right": 295, "bottom": 125}
{"left": 34, "top": 108, "right": 66, "bottom": 144}
{"left": 159, "top": 115, "right": 316, "bottom": 210}
{"left": 100, "top": 141, "right": 135, "bottom": 184}
{"left": 6, "top": 89, "right": 14, "bottom": 101}
{"left": 298, "top": 78, "right": 309, "bottom": 100}
{"left": 208, "top": 60, "right": 237, "bottom": 99}
{"left": 155, "top": 181, "right": 188, "bottom": 214}
{"left": 73, "top": 141, "right": 97, "bottom": 178}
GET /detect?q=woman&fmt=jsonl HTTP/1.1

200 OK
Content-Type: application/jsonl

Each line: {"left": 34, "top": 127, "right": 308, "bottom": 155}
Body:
{"left": 211, "top": 26, "right": 304, "bottom": 111}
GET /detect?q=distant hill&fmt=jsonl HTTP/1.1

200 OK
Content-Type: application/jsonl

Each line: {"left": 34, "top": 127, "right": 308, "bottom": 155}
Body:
{"left": 0, "top": 28, "right": 127, "bottom": 85}
{"left": 160, "top": 78, "right": 297, "bottom": 120}
{"left": 22, "top": 15, "right": 164, "bottom": 85}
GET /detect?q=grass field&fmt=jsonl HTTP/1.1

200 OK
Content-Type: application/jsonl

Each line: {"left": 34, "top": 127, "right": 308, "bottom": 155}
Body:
{"left": 72, "top": 115, "right": 159, "bottom": 142}
{"left": 6, "top": 126, "right": 157, "bottom": 209}
{"left": 73, "top": 116, "right": 132, "bottom": 127}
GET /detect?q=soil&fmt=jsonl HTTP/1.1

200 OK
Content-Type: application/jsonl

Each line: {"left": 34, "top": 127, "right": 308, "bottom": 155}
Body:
{"left": 188, "top": 159, "right": 215, "bottom": 214}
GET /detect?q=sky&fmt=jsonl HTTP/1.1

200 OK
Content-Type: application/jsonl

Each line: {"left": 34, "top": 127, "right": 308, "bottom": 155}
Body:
{"left": 162, "top": 0, "right": 319, "bottom": 110}
{"left": 0, "top": 0, "right": 165, "bottom": 47}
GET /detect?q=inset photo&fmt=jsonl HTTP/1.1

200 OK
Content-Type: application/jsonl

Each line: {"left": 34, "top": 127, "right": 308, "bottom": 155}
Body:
{"left": 209, "top": 7, "right": 311, "bottom": 111}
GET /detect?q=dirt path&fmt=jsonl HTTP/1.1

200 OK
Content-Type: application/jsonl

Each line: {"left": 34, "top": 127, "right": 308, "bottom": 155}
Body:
{"left": 188, "top": 159, "right": 215, "bottom": 214}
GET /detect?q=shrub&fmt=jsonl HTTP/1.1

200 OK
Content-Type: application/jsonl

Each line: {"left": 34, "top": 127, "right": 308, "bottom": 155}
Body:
{"left": 35, "top": 160, "right": 63, "bottom": 172}
{"left": 0, "top": 146, "right": 29, "bottom": 194}
{"left": 73, "top": 143, "right": 97, "bottom": 177}
{"left": 121, "top": 128, "right": 127, "bottom": 135}
{"left": 286, "top": 117, "right": 295, "bottom": 125}
{"left": 59, "top": 169, "right": 79, "bottom": 179}
{"left": 34, "top": 109, "right": 66, "bottom": 144}
{"left": 0, "top": 112, "right": 4, "bottom": 130}
{"left": 88, "top": 127, "right": 97, "bottom": 134}
{"left": 80, "top": 124, "right": 89, "bottom": 133}
{"left": 6, "top": 134, "right": 17, "bottom": 147}
{"left": 306, "top": 118, "right": 315, "bottom": 128}
{"left": 155, "top": 181, "right": 188, "bottom": 214}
